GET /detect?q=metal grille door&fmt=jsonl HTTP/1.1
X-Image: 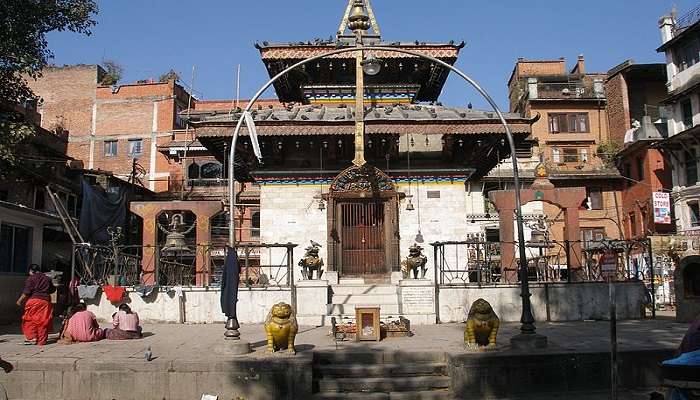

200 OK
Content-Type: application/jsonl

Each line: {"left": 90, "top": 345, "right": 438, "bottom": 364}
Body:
{"left": 340, "top": 202, "right": 386, "bottom": 276}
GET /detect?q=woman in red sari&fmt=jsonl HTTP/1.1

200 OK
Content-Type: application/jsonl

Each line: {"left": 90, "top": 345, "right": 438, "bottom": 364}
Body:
{"left": 16, "top": 264, "right": 55, "bottom": 346}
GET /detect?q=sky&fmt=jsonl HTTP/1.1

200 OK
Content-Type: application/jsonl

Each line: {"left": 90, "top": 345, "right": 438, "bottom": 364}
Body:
{"left": 45, "top": 0, "right": 695, "bottom": 110}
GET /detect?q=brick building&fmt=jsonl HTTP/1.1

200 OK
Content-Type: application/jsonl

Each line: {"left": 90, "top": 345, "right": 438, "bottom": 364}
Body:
{"left": 508, "top": 57, "right": 626, "bottom": 246}
{"left": 27, "top": 65, "right": 192, "bottom": 192}
{"left": 605, "top": 60, "right": 672, "bottom": 239}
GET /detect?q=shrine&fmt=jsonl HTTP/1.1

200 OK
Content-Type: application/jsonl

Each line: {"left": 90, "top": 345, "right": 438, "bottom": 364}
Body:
{"left": 79, "top": 0, "right": 647, "bottom": 327}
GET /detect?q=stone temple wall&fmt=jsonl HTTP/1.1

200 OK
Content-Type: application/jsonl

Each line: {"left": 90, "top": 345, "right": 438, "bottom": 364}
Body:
{"left": 259, "top": 184, "right": 327, "bottom": 282}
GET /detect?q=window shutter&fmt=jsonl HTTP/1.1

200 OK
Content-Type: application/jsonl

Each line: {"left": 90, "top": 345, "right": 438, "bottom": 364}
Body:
{"left": 552, "top": 148, "right": 560, "bottom": 163}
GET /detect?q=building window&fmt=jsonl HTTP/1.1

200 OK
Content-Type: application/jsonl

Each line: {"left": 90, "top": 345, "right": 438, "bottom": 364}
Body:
{"left": 0, "top": 223, "right": 31, "bottom": 274}
{"left": 682, "top": 100, "right": 694, "bottom": 130}
{"left": 586, "top": 187, "right": 603, "bottom": 210}
{"left": 104, "top": 140, "right": 118, "bottom": 157}
{"left": 677, "top": 39, "right": 700, "bottom": 71}
{"left": 563, "top": 148, "right": 579, "bottom": 163}
{"left": 581, "top": 228, "right": 605, "bottom": 249}
{"left": 552, "top": 148, "right": 561, "bottom": 163}
{"left": 629, "top": 212, "right": 637, "bottom": 236}
{"left": 690, "top": 202, "right": 700, "bottom": 227}
{"left": 684, "top": 263, "right": 700, "bottom": 297}
{"left": 685, "top": 150, "right": 698, "bottom": 186}
{"left": 200, "top": 163, "right": 222, "bottom": 179}
{"left": 251, "top": 211, "right": 260, "bottom": 238}
{"left": 548, "top": 113, "right": 590, "bottom": 133}
{"left": 128, "top": 139, "right": 143, "bottom": 157}
{"left": 636, "top": 157, "right": 645, "bottom": 180}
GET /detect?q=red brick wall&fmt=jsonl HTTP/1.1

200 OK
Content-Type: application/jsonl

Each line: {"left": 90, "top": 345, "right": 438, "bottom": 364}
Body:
{"left": 620, "top": 148, "right": 674, "bottom": 238}
{"left": 27, "top": 65, "right": 98, "bottom": 138}
{"left": 605, "top": 73, "right": 630, "bottom": 145}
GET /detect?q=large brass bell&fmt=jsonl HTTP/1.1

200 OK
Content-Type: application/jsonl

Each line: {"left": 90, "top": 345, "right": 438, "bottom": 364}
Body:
{"left": 159, "top": 213, "right": 193, "bottom": 255}
{"left": 162, "top": 231, "right": 190, "bottom": 254}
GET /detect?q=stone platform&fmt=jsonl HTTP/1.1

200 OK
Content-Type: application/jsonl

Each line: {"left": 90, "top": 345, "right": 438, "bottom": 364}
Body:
{"left": 0, "top": 317, "right": 690, "bottom": 400}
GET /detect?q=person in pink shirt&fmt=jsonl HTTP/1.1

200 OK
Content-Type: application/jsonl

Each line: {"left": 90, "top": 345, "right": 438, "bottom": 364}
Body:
{"left": 105, "top": 304, "right": 142, "bottom": 340}
{"left": 60, "top": 303, "right": 104, "bottom": 343}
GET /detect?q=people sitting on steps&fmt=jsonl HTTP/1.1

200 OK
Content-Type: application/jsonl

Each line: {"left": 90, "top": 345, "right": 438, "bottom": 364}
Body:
{"left": 58, "top": 303, "right": 104, "bottom": 344}
{"left": 105, "top": 303, "right": 143, "bottom": 340}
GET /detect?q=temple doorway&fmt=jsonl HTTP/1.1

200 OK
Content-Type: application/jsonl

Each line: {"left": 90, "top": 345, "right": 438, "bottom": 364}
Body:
{"left": 339, "top": 200, "right": 386, "bottom": 277}
{"left": 327, "top": 164, "right": 400, "bottom": 279}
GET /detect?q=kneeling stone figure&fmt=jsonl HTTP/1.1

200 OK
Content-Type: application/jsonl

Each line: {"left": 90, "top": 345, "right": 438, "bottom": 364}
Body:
{"left": 464, "top": 298, "right": 500, "bottom": 348}
{"left": 265, "top": 302, "right": 298, "bottom": 354}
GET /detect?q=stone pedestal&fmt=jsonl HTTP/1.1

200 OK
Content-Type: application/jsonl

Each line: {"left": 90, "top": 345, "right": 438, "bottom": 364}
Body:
{"left": 510, "top": 333, "right": 548, "bottom": 350}
{"left": 390, "top": 272, "right": 404, "bottom": 285}
{"left": 296, "top": 280, "right": 330, "bottom": 326}
{"left": 399, "top": 279, "right": 437, "bottom": 324}
{"left": 215, "top": 340, "right": 252, "bottom": 356}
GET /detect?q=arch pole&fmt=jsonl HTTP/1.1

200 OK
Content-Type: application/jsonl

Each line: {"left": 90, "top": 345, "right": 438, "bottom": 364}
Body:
{"left": 227, "top": 46, "right": 541, "bottom": 341}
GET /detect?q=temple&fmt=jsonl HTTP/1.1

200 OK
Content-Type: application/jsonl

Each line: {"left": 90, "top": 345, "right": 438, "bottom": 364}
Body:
{"left": 53, "top": 0, "right": 645, "bottom": 326}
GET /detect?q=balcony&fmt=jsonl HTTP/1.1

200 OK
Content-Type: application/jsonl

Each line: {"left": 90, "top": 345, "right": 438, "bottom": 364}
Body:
{"left": 531, "top": 82, "right": 605, "bottom": 100}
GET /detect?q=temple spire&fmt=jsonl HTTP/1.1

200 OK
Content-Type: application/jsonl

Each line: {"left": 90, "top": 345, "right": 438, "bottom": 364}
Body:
{"left": 337, "top": 0, "right": 381, "bottom": 41}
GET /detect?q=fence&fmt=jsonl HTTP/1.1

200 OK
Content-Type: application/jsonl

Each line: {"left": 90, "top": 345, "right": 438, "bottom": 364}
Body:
{"left": 71, "top": 242, "right": 297, "bottom": 289}
{"left": 431, "top": 238, "right": 653, "bottom": 286}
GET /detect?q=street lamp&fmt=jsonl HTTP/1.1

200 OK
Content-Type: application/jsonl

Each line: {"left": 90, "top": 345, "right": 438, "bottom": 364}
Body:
{"left": 361, "top": 55, "right": 382, "bottom": 76}
{"left": 227, "top": 0, "right": 542, "bottom": 347}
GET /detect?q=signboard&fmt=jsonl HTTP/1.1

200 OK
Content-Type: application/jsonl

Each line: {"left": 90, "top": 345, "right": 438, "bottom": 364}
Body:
{"left": 600, "top": 250, "right": 617, "bottom": 278}
{"left": 652, "top": 192, "right": 672, "bottom": 224}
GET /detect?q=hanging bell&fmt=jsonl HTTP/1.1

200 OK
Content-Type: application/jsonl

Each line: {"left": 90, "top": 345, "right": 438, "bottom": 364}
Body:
{"left": 162, "top": 231, "right": 190, "bottom": 254}
{"left": 406, "top": 199, "right": 415, "bottom": 211}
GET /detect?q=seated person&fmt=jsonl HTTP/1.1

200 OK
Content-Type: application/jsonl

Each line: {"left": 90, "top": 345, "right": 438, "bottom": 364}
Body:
{"left": 59, "top": 303, "right": 104, "bottom": 343}
{"left": 105, "top": 304, "right": 142, "bottom": 340}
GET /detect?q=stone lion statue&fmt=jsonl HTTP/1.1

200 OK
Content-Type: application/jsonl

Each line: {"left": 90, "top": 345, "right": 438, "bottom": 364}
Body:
{"left": 401, "top": 244, "right": 428, "bottom": 279}
{"left": 299, "top": 241, "right": 324, "bottom": 280}
{"left": 464, "top": 298, "right": 500, "bottom": 348}
{"left": 264, "top": 302, "right": 298, "bottom": 354}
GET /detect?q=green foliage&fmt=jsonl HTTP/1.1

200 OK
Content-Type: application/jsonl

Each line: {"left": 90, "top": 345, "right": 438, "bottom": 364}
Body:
{"left": 158, "top": 69, "right": 180, "bottom": 83}
{"left": 0, "top": 0, "right": 97, "bottom": 160}
{"left": 100, "top": 59, "right": 123, "bottom": 85}
{"left": 596, "top": 141, "right": 623, "bottom": 168}
{"left": 0, "top": 110, "right": 36, "bottom": 173}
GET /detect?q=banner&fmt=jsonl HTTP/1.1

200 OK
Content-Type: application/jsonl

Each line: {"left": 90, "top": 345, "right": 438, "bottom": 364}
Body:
{"left": 652, "top": 192, "right": 672, "bottom": 224}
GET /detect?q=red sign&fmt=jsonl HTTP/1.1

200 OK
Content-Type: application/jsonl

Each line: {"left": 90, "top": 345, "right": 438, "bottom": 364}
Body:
{"left": 600, "top": 250, "right": 617, "bottom": 278}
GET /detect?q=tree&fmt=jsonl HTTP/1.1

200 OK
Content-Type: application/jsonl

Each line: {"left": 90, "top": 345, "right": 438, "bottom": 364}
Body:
{"left": 159, "top": 69, "right": 180, "bottom": 83}
{"left": 100, "top": 59, "right": 123, "bottom": 85}
{"left": 0, "top": 0, "right": 98, "bottom": 165}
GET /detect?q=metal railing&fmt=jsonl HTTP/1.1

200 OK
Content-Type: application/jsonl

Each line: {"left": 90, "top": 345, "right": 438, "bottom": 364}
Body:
{"left": 535, "top": 82, "right": 602, "bottom": 100}
{"left": 431, "top": 239, "right": 651, "bottom": 286}
{"left": 676, "top": 5, "right": 700, "bottom": 33}
{"left": 71, "top": 242, "right": 296, "bottom": 288}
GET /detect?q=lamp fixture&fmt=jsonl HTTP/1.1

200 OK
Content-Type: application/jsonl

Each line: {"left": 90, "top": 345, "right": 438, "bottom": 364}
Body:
{"left": 361, "top": 54, "right": 382, "bottom": 76}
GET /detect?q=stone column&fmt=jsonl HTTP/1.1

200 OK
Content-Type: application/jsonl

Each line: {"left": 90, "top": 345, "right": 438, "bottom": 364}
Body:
{"left": 499, "top": 208, "right": 518, "bottom": 283}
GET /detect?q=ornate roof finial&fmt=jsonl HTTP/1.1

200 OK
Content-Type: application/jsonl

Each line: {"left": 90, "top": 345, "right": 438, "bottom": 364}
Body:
{"left": 338, "top": 0, "right": 381, "bottom": 41}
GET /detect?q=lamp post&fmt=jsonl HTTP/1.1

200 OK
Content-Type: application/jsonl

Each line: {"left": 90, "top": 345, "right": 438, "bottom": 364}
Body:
{"left": 227, "top": 0, "right": 541, "bottom": 344}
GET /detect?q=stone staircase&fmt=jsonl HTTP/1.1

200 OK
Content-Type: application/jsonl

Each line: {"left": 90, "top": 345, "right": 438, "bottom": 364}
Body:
{"left": 328, "top": 283, "right": 402, "bottom": 321}
{"left": 312, "top": 351, "right": 453, "bottom": 399}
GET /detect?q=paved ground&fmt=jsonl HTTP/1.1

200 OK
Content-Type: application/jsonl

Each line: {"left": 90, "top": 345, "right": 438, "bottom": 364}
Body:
{"left": 0, "top": 315, "right": 689, "bottom": 365}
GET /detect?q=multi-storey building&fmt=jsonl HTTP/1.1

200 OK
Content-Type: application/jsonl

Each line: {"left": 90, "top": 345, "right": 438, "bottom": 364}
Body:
{"left": 655, "top": 5, "right": 700, "bottom": 320}
{"left": 508, "top": 57, "right": 625, "bottom": 246}
{"left": 28, "top": 65, "right": 191, "bottom": 192}
{"left": 606, "top": 60, "right": 672, "bottom": 239}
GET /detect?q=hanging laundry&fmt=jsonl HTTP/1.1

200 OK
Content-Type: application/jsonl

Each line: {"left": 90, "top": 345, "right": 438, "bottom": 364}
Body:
{"left": 133, "top": 285, "right": 156, "bottom": 298}
{"left": 77, "top": 285, "right": 99, "bottom": 300}
{"left": 102, "top": 285, "right": 126, "bottom": 303}
{"left": 68, "top": 278, "right": 80, "bottom": 303}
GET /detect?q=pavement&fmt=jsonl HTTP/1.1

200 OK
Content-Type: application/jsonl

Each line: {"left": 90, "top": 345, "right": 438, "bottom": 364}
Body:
{"left": 0, "top": 315, "right": 690, "bottom": 365}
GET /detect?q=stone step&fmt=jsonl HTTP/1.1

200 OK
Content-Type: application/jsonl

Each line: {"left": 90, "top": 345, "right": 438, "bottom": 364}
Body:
{"left": 328, "top": 303, "right": 400, "bottom": 315}
{"left": 331, "top": 293, "right": 399, "bottom": 306}
{"left": 314, "top": 362, "right": 447, "bottom": 378}
{"left": 331, "top": 285, "right": 398, "bottom": 296}
{"left": 312, "top": 391, "right": 453, "bottom": 400}
{"left": 318, "top": 376, "right": 450, "bottom": 393}
{"left": 314, "top": 350, "right": 446, "bottom": 365}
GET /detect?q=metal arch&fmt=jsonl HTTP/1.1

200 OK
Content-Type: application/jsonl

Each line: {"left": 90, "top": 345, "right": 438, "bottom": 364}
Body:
{"left": 227, "top": 45, "right": 535, "bottom": 331}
